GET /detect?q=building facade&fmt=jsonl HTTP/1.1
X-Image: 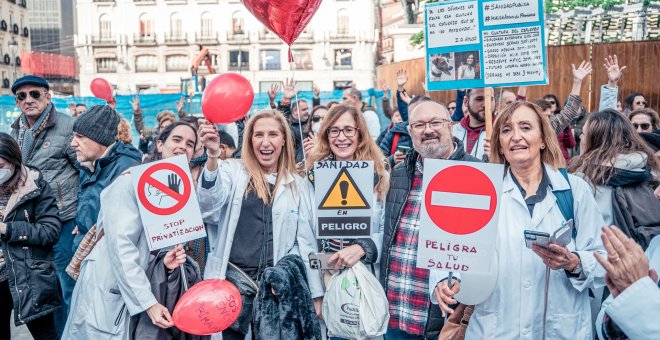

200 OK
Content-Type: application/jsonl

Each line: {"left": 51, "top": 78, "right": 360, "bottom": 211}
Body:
{"left": 0, "top": 0, "right": 30, "bottom": 95}
{"left": 27, "top": 0, "right": 77, "bottom": 94}
{"left": 75, "top": 0, "right": 378, "bottom": 96}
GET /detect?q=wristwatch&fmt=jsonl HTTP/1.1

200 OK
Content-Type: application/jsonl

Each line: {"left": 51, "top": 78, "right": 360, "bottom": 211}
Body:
{"left": 569, "top": 252, "right": 583, "bottom": 275}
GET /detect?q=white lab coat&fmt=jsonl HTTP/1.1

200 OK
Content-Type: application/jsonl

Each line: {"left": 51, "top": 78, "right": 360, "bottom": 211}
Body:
{"left": 465, "top": 164, "right": 606, "bottom": 339}
{"left": 596, "top": 236, "right": 660, "bottom": 340}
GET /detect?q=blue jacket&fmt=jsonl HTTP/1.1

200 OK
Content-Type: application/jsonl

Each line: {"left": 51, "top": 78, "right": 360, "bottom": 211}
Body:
{"left": 75, "top": 142, "right": 142, "bottom": 234}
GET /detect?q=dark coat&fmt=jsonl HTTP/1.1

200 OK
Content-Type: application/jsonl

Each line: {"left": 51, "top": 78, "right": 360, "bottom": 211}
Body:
{"left": 132, "top": 252, "right": 207, "bottom": 340}
{"left": 379, "top": 122, "right": 412, "bottom": 166}
{"left": 10, "top": 104, "right": 79, "bottom": 220}
{"left": 75, "top": 141, "right": 142, "bottom": 234}
{"left": 1, "top": 166, "right": 62, "bottom": 326}
{"left": 253, "top": 254, "right": 322, "bottom": 340}
{"left": 379, "top": 138, "right": 479, "bottom": 338}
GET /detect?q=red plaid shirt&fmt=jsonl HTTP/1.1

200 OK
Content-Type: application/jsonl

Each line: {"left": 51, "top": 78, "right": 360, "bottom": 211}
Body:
{"left": 386, "top": 165, "right": 430, "bottom": 335}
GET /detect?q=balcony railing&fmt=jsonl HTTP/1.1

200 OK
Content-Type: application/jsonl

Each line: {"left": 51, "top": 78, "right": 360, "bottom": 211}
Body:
{"left": 133, "top": 33, "right": 157, "bottom": 46}
{"left": 164, "top": 33, "right": 187, "bottom": 45}
{"left": 91, "top": 35, "right": 117, "bottom": 46}
{"left": 195, "top": 32, "right": 218, "bottom": 43}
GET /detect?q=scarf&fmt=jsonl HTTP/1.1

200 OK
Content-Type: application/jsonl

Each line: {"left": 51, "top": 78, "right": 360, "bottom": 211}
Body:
{"left": 600, "top": 166, "right": 653, "bottom": 187}
{"left": 17, "top": 104, "right": 52, "bottom": 161}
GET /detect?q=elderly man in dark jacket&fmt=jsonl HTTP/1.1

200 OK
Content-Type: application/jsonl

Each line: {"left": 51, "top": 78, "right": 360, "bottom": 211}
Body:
{"left": 71, "top": 105, "right": 142, "bottom": 237}
{"left": 9, "top": 75, "right": 79, "bottom": 331}
{"left": 379, "top": 101, "right": 480, "bottom": 339}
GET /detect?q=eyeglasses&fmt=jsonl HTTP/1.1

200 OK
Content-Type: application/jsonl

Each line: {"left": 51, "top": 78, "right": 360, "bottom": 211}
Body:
{"left": 448, "top": 106, "right": 456, "bottom": 110}
{"left": 409, "top": 119, "right": 450, "bottom": 132}
{"left": 312, "top": 115, "right": 323, "bottom": 122}
{"left": 327, "top": 126, "right": 358, "bottom": 138}
{"left": 635, "top": 101, "right": 647, "bottom": 107}
{"left": 633, "top": 123, "right": 651, "bottom": 130}
{"left": 15, "top": 90, "right": 47, "bottom": 101}
{"left": 546, "top": 100, "right": 556, "bottom": 105}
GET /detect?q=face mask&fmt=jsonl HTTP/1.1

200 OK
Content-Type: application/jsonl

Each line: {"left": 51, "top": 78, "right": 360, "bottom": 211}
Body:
{"left": 312, "top": 123, "right": 321, "bottom": 134}
{"left": 0, "top": 168, "right": 12, "bottom": 185}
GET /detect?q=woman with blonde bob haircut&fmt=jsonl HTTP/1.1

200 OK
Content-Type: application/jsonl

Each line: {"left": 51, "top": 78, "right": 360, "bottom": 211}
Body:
{"left": 436, "top": 101, "right": 606, "bottom": 339}
{"left": 197, "top": 110, "right": 323, "bottom": 339}
{"left": 304, "top": 104, "right": 390, "bottom": 272}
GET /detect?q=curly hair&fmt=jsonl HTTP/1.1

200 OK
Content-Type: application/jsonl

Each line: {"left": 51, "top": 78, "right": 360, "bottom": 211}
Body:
{"left": 116, "top": 119, "right": 132, "bottom": 144}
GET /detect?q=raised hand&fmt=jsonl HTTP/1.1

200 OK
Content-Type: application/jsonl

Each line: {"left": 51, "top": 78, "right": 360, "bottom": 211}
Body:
{"left": 603, "top": 55, "right": 627, "bottom": 86}
{"left": 282, "top": 78, "right": 297, "bottom": 100}
{"left": 268, "top": 83, "right": 280, "bottom": 102}
{"left": 396, "top": 69, "right": 408, "bottom": 89}
{"left": 572, "top": 61, "right": 592, "bottom": 82}
{"left": 130, "top": 96, "right": 140, "bottom": 111}
{"left": 176, "top": 97, "right": 185, "bottom": 113}
{"left": 313, "top": 82, "right": 320, "bottom": 99}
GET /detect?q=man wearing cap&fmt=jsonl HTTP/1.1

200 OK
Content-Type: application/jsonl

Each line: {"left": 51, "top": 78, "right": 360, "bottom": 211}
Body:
{"left": 9, "top": 75, "right": 79, "bottom": 331}
{"left": 71, "top": 105, "right": 142, "bottom": 246}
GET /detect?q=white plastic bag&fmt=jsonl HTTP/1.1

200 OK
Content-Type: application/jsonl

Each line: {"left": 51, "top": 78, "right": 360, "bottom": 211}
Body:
{"left": 322, "top": 262, "right": 389, "bottom": 339}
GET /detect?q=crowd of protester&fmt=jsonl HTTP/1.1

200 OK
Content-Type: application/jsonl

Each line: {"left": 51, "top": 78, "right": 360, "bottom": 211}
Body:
{"left": 0, "top": 53, "right": 658, "bottom": 340}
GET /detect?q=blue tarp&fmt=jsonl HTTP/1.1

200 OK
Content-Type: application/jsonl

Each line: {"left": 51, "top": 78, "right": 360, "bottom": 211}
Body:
{"left": 0, "top": 89, "right": 389, "bottom": 144}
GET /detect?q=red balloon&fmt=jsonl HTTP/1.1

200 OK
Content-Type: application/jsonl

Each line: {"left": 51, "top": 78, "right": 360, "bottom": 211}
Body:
{"left": 172, "top": 279, "right": 242, "bottom": 335}
{"left": 90, "top": 78, "right": 113, "bottom": 102}
{"left": 202, "top": 73, "right": 254, "bottom": 124}
{"left": 242, "top": 0, "right": 322, "bottom": 45}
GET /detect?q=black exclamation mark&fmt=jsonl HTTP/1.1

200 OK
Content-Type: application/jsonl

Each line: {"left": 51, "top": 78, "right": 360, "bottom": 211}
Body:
{"left": 340, "top": 180, "right": 348, "bottom": 205}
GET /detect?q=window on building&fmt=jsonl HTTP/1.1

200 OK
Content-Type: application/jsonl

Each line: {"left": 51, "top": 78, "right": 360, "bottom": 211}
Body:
{"left": 334, "top": 49, "right": 352, "bottom": 69}
{"left": 201, "top": 12, "right": 213, "bottom": 37}
{"left": 334, "top": 80, "right": 352, "bottom": 90}
{"left": 96, "top": 58, "right": 117, "bottom": 73}
{"left": 170, "top": 12, "right": 183, "bottom": 37}
{"left": 232, "top": 11, "right": 244, "bottom": 35}
{"left": 229, "top": 50, "right": 249, "bottom": 70}
{"left": 135, "top": 55, "right": 158, "bottom": 72}
{"left": 166, "top": 55, "right": 188, "bottom": 71}
{"left": 292, "top": 50, "right": 313, "bottom": 70}
{"left": 99, "top": 14, "right": 112, "bottom": 38}
{"left": 139, "top": 13, "right": 154, "bottom": 37}
{"left": 260, "top": 50, "right": 281, "bottom": 70}
{"left": 337, "top": 9, "right": 349, "bottom": 35}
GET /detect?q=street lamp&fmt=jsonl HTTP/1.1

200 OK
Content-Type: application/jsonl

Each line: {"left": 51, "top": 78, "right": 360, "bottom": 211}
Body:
{"left": 8, "top": 38, "right": 18, "bottom": 82}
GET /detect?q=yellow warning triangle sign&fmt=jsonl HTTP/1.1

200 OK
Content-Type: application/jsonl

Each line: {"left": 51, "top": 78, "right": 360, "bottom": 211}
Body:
{"left": 319, "top": 168, "right": 371, "bottom": 210}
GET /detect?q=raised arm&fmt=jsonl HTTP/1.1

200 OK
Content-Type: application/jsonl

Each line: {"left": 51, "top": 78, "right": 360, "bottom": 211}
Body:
{"left": 551, "top": 61, "right": 591, "bottom": 132}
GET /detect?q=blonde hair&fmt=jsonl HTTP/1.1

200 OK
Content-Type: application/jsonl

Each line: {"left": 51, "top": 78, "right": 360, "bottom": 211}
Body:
{"left": 117, "top": 119, "right": 132, "bottom": 144}
{"left": 489, "top": 101, "right": 565, "bottom": 169}
{"left": 241, "top": 110, "right": 297, "bottom": 203}
{"left": 305, "top": 104, "right": 390, "bottom": 201}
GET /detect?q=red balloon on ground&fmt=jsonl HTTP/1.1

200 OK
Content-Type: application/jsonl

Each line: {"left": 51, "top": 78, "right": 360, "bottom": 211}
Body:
{"left": 90, "top": 78, "right": 113, "bottom": 101}
{"left": 172, "top": 279, "right": 242, "bottom": 335}
{"left": 202, "top": 73, "right": 254, "bottom": 124}
{"left": 242, "top": 0, "right": 322, "bottom": 45}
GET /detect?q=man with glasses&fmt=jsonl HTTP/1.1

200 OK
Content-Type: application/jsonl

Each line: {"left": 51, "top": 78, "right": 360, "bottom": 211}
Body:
{"left": 379, "top": 101, "right": 479, "bottom": 339}
{"left": 9, "top": 75, "right": 79, "bottom": 334}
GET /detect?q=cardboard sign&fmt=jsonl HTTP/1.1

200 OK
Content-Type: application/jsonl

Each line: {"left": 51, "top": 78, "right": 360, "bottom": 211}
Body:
{"left": 314, "top": 161, "right": 374, "bottom": 239}
{"left": 424, "top": 0, "right": 547, "bottom": 91}
{"left": 416, "top": 160, "right": 504, "bottom": 274}
{"left": 132, "top": 155, "right": 206, "bottom": 250}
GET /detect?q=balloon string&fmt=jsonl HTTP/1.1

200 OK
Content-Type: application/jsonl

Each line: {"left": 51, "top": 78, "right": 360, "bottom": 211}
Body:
{"left": 288, "top": 47, "right": 293, "bottom": 63}
{"left": 290, "top": 56, "right": 314, "bottom": 221}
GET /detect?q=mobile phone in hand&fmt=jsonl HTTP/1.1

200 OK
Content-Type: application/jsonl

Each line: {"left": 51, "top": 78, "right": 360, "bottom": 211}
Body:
{"left": 396, "top": 145, "right": 410, "bottom": 154}
{"left": 524, "top": 230, "right": 550, "bottom": 249}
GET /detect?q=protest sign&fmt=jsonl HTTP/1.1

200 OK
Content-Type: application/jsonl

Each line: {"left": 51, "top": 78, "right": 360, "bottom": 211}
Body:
{"left": 132, "top": 155, "right": 206, "bottom": 250}
{"left": 314, "top": 161, "right": 374, "bottom": 239}
{"left": 425, "top": 0, "right": 547, "bottom": 91}
{"left": 416, "top": 160, "right": 504, "bottom": 274}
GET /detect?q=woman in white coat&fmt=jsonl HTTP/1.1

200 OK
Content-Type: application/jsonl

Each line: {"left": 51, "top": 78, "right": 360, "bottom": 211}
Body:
{"left": 197, "top": 110, "right": 323, "bottom": 340}
{"left": 436, "top": 101, "right": 606, "bottom": 339}
{"left": 303, "top": 104, "right": 389, "bottom": 272}
{"left": 63, "top": 122, "right": 195, "bottom": 339}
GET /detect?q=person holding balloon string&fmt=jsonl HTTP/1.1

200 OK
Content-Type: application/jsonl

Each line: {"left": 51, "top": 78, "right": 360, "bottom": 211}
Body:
{"left": 197, "top": 110, "right": 323, "bottom": 339}
{"left": 63, "top": 122, "right": 199, "bottom": 339}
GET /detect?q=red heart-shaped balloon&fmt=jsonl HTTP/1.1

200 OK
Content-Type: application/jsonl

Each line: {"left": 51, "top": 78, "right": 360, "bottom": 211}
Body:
{"left": 172, "top": 279, "right": 242, "bottom": 335}
{"left": 242, "top": 0, "right": 322, "bottom": 45}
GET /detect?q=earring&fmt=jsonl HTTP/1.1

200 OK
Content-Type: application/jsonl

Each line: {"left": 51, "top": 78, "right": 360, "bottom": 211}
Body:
{"left": 541, "top": 144, "right": 545, "bottom": 150}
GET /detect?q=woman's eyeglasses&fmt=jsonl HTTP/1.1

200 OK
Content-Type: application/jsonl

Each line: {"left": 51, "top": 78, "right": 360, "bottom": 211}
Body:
{"left": 327, "top": 126, "right": 358, "bottom": 138}
{"left": 633, "top": 123, "right": 651, "bottom": 130}
{"left": 312, "top": 115, "right": 323, "bottom": 122}
{"left": 15, "top": 90, "right": 46, "bottom": 101}
{"left": 635, "top": 101, "right": 647, "bottom": 107}
{"left": 546, "top": 100, "right": 556, "bottom": 105}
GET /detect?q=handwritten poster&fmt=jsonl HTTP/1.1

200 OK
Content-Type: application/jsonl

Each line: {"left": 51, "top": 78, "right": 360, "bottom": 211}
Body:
{"left": 425, "top": 0, "right": 547, "bottom": 91}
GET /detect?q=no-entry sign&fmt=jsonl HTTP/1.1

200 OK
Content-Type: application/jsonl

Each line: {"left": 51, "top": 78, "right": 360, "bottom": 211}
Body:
{"left": 416, "top": 160, "right": 503, "bottom": 274}
{"left": 132, "top": 155, "right": 206, "bottom": 250}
